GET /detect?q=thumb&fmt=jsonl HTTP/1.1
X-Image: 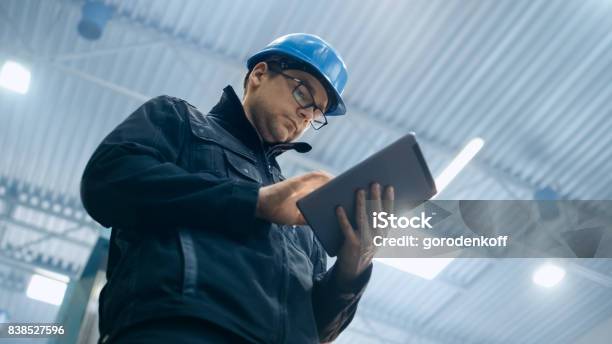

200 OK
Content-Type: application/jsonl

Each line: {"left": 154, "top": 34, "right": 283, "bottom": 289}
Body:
{"left": 300, "top": 170, "right": 333, "bottom": 186}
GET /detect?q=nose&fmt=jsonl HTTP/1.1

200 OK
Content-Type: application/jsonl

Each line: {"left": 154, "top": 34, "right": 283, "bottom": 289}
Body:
{"left": 297, "top": 107, "right": 316, "bottom": 123}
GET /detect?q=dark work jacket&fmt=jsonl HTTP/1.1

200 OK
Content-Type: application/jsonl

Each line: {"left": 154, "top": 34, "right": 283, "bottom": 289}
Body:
{"left": 80, "top": 86, "right": 372, "bottom": 344}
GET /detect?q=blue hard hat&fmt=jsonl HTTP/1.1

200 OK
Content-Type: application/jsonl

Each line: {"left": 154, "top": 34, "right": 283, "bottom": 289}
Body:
{"left": 247, "top": 33, "right": 348, "bottom": 116}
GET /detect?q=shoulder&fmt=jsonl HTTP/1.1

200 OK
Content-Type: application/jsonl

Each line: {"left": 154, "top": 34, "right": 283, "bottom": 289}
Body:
{"left": 148, "top": 95, "right": 192, "bottom": 106}
{"left": 137, "top": 95, "right": 202, "bottom": 124}
{"left": 148, "top": 95, "right": 193, "bottom": 110}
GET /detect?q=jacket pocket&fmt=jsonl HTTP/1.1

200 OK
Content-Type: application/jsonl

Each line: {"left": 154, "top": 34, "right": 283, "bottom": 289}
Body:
{"left": 225, "top": 150, "right": 262, "bottom": 184}
{"left": 190, "top": 142, "right": 226, "bottom": 175}
{"left": 188, "top": 118, "right": 262, "bottom": 183}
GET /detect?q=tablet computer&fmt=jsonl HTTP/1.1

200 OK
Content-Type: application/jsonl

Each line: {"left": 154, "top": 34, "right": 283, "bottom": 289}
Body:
{"left": 296, "top": 133, "right": 437, "bottom": 257}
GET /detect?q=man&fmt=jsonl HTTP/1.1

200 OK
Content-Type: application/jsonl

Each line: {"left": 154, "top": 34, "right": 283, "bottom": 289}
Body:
{"left": 81, "top": 33, "right": 394, "bottom": 343}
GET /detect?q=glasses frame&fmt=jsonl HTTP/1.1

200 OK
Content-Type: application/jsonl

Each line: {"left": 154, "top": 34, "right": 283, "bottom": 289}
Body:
{"left": 267, "top": 63, "right": 328, "bottom": 130}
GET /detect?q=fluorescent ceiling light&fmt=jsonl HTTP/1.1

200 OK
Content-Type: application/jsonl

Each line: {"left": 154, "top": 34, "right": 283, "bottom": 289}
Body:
{"left": 434, "top": 137, "right": 485, "bottom": 197}
{"left": 533, "top": 264, "right": 565, "bottom": 288}
{"left": 26, "top": 274, "right": 68, "bottom": 306}
{"left": 375, "top": 258, "right": 455, "bottom": 280}
{"left": 33, "top": 268, "right": 70, "bottom": 283}
{"left": 0, "top": 60, "right": 31, "bottom": 94}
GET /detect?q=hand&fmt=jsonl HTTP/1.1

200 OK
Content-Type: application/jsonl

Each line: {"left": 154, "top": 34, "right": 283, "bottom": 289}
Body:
{"left": 334, "top": 182, "right": 394, "bottom": 289}
{"left": 256, "top": 170, "right": 333, "bottom": 225}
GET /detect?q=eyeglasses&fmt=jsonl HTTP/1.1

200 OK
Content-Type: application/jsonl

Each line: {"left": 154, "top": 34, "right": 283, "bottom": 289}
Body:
{"left": 269, "top": 66, "right": 328, "bottom": 130}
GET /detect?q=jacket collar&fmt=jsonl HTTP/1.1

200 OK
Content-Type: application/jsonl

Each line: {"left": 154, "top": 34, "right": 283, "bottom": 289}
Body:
{"left": 209, "top": 86, "right": 312, "bottom": 160}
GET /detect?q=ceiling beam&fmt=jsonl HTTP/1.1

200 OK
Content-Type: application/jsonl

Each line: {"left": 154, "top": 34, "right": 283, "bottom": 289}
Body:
{"left": 568, "top": 262, "right": 612, "bottom": 288}
{"left": 51, "top": 62, "right": 150, "bottom": 102}
{"left": 0, "top": 214, "right": 93, "bottom": 249}
{"left": 52, "top": 40, "right": 165, "bottom": 62}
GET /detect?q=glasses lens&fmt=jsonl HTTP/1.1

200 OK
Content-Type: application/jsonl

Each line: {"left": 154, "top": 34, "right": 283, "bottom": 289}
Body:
{"left": 313, "top": 109, "right": 324, "bottom": 121}
{"left": 311, "top": 113, "right": 327, "bottom": 130}
{"left": 311, "top": 120, "right": 324, "bottom": 130}
{"left": 293, "top": 84, "right": 313, "bottom": 107}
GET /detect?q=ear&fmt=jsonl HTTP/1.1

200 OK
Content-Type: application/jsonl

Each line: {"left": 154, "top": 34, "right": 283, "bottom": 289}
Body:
{"left": 249, "top": 61, "right": 269, "bottom": 89}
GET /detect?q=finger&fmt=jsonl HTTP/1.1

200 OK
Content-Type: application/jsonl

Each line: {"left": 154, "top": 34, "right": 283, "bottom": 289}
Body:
{"left": 315, "top": 170, "right": 335, "bottom": 179}
{"left": 298, "top": 171, "right": 332, "bottom": 193}
{"left": 382, "top": 186, "right": 395, "bottom": 238}
{"left": 336, "top": 206, "right": 358, "bottom": 243}
{"left": 355, "top": 189, "right": 366, "bottom": 228}
{"left": 355, "top": 189, "right": 370, "bottom": 242}
{"left": 383, "top": 185, "right": 395, "bottom": 214}
{"left": 370, "top": 182, "right": 382, "bottom": 215}
{"left": 304, "top": 170, "right": 334, "bottom": 183}
{"left": 289, "top": 173, "right": 330, "bottom": 200}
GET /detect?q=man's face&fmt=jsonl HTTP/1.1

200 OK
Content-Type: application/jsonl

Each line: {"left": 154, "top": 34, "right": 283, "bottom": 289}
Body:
{"left": 243, "top": 62, "right": 329, "bottom": 143}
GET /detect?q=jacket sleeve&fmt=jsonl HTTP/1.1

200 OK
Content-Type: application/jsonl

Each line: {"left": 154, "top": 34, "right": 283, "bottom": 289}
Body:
{"left": 80, "top": 95, "right": 261, "bottom": 234}
{"left": 311, "top": 237, "right": 373, "bottom": 342}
